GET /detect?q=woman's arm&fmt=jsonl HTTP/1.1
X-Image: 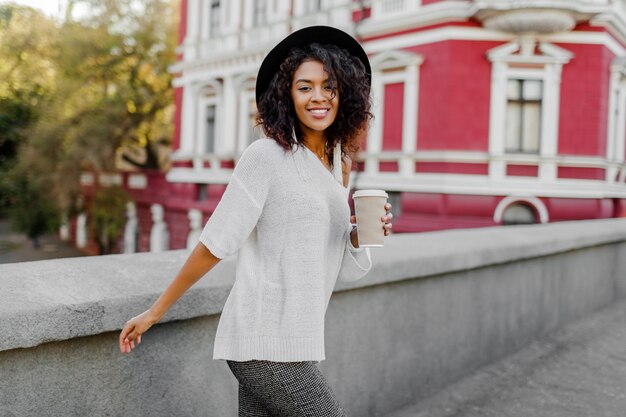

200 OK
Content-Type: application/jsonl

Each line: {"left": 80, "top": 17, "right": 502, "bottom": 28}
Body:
{"left": 118, "top": 242, "right": 221, "bottom": 353}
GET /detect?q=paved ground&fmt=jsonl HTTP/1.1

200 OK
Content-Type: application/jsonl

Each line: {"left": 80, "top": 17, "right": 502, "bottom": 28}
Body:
{"left": 0, "top": 219, "right": 85, "bottom": 264}
{"left": 389, "top": 298, "right": 626, "bottom": 417}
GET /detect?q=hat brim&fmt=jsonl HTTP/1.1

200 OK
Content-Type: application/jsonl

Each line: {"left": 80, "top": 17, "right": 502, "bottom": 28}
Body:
{"left": 255, "top": 25, "right": 371, "bottom": 105}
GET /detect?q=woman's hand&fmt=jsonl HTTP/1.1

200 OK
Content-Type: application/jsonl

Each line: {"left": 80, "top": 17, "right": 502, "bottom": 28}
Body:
{"left": 382, "top": 202, "right": 393, "bottom": 236}
{"left": 349, "top": 202, "right": 393, "bottom": 244}
{"left": 117, "top": 244, "right": 222, "bottom": 355}
{"left": 119, "top": 310, "right": 157, "bottom": 354}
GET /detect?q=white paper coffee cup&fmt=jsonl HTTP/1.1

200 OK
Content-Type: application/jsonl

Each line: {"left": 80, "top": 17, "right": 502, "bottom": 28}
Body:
{"left": 353, "top": 189, "right": 388, "bottom": 247}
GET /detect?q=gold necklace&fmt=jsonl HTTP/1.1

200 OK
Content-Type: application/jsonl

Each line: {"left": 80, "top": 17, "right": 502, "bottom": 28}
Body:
{"left": 306, "top": 144, "right": 326, "bottom": 161}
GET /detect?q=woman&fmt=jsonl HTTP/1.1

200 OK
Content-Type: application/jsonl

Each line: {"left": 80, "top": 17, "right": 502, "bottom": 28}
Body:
{"left": 119, "top": 25, "right": 393, "bottom": 416}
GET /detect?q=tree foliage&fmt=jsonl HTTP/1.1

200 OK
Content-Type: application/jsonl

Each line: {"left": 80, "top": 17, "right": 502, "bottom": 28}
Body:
{"left": 90, "top": 186, "right": 131, "bottom": 254}
{"left": 0, "top": 0, "right": 178, "bottom": 242}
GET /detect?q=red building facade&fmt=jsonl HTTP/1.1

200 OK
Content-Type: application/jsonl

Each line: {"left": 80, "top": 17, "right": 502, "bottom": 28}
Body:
{"left": 81, "top": 0, "right": 626, "bottom": 252}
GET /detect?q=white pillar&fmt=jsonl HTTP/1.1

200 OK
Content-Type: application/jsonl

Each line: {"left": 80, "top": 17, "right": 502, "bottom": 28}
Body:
{"left": 123, "top": 202, "right": 138, "bottom": 254}
{"left": 76, "top": 212, "right": 87, "bottom": 249}
{"left": 150, "top": 204, "right": 169, "bottom": 253}
{"left": 59, "top": 213, "right": 70, "bottom": 241}
{"left": 539, "top": 64, "right": 559, "bottom": 182}
{"left": 220, "top": 75, "right": 237, "bottom": 156}
{"left": 184, "top": 0, "right": 201, "bottom": 60}
{"left": 488, "top": 62, "right": 507, "bottom": 180}
{"left": 366, "top": 73, "right": 384, "bottom": 175}
{"left": 186, "top": 209, "right": 203, "bottom": 250}
{"left": 401, "top": 62, "right": 419, "bottom": 176}
{"left": 178, "top": 85, "right": 197, "bottom": 157}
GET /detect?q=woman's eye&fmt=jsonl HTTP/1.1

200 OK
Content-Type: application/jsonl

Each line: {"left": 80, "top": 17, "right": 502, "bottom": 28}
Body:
{"left": 298, "top": 87, "right": 310, "bottom": 91}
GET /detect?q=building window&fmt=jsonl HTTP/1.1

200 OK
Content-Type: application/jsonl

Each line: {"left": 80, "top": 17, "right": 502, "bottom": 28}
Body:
{"left": 253, "top": 0, "right": 268, "bottom": 27}
{"left": 505, "top": 79, "right": 542, "bottom": 154}
{"left": 382, "top": 0, "right": 406, "bottom": 14}
{"left": 486, "top": 40, "right": 572, "bottom": 180}
{"left": 248, "top": 99, "right": 263, "bottom": 144}
{"left": 304, "top": 0, "right": 322, "bottom": 13}
{"left": 502, "top": 204, "right": 537, "bottom": 225}
{"left": 209, "top": 0, "right": 220, "bottom": 38}
{"left": 205, "top": 104, "right": 216, "bottom": 154}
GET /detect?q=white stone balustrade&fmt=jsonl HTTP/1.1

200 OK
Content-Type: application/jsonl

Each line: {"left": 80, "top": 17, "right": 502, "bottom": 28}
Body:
{"left": 186, "top": 208, "right": 203, "bottom": 250}
{"left": 149, "top": 204, "right": 169, "bottom": 253}
{"left": 124, "top": 202, "right": 139, "bottom": 254}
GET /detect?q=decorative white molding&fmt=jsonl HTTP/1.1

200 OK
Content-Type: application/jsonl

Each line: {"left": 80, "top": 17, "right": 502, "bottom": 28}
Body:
{"left": 367, "top": 50, "right": 424, "bottom": 176}
{"left": 480, "top": 9, "right": 577, "bottom": 34}
{"left": 362, "top": 26, "right": 625, "bottom": 57}
{"left": 98, "top": 174, "right": 123, "bottom": 187}
{"left": 127, "top": 174, "right": 147, "bottom": 190}
{"left": 358, "top": 0, "right": 472, "bottom": 38}
{"left": 166, "top": 168, "right": 233, "bottom": 184}
{"left": 354, "top": 172, "right": 626, "bottom": 198}
{"left": 494, "top": 195, "right": 549, "bottom": 224}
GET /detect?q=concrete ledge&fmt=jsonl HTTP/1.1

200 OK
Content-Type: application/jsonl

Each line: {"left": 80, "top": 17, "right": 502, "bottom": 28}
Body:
{"left": 3, "top": 218, "right": 626, "bottom": 416}
{"left": 2, "top": 218, "right": 626, "bottom": 352}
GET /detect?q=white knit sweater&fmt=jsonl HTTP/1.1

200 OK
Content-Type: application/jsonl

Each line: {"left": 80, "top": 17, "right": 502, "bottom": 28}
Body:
{"left": 199, "top": 138, "right": 373, "bottom": 362}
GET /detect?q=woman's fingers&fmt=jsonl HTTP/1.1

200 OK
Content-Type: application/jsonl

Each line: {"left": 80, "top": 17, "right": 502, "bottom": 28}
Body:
{"left": 119, "top": 324, "right": 132, "bottom": 353}
{"left": 381, "top": 212, "right": 393, "bottom": 222}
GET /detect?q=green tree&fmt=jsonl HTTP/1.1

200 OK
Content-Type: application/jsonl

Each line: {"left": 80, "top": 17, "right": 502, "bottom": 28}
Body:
{"left": 90, "top": 186, "right": 131, "bottom": 254}
{"left": 1, "top": 0, "right": 178, "bottom": 245}
{"left": 0, "top": 4, "right": 58, "bottom": 213}
{"left": 1, "top": 164, "right": 59, "bottom": 248}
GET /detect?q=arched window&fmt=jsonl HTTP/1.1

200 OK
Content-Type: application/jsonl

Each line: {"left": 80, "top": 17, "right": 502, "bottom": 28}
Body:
{"left": 502, "top": 204, "right": 537, "bottom": 225}
{"left": 494, "top": 196, "right": 549, "bottom": 225}
{"left": 487, "top": 39, "right": 572, "bottom": 181}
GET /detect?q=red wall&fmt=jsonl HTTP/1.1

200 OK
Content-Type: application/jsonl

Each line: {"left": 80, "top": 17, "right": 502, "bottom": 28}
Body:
{"left": 558, "top": 43, "right": 614, "bottom": 157}
{"left": 382, "top": 82, "right": 404, "bottom": 151}
{"left": 409, "top": 40, "right": 496, "bottom": 152}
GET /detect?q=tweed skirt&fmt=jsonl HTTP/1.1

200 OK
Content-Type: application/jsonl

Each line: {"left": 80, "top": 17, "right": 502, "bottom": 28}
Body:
{"left": 226, "top": 360, "right": 347, "bottom": 417}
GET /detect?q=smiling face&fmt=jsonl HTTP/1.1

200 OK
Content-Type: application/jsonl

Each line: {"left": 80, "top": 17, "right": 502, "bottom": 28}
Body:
{"left": 291, "top": 60, "right": 339, "bottom": 140}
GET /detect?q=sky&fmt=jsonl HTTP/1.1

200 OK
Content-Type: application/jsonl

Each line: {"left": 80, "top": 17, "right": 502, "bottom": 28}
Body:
{"left": 1, "top": 0, "right": 65, "bottom": 18}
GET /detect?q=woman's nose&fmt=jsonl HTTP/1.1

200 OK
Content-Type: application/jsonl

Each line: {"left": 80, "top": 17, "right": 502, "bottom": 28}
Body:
{"left": 311, "top": 87, "right": 329, "bottom": 102}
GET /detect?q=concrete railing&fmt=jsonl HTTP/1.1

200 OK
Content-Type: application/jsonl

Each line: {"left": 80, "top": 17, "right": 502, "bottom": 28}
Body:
{"left": 2, "top": 218, "right": 626, "bottom": 417}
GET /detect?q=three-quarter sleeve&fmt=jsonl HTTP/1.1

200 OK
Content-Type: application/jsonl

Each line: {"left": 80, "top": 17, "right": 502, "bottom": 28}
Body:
{"left": 199, "top": 142, "right": 270, "bottom": 259}
{"left": 337, "top": 223, "right": 372, "bottom": 282}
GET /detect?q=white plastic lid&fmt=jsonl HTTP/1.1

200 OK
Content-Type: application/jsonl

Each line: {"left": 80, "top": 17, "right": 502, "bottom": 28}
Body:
{"left": 353, "top": 189, "right": 388, "bottom": 198}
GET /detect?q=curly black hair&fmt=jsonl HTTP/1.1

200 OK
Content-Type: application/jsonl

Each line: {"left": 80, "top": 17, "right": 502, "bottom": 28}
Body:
{"left": 256, "top": 43, "right": 372, "bottom": 165}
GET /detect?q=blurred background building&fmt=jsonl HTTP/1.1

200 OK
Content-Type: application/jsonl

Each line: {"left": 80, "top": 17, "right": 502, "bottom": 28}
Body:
{"left": 79, "top": 0, "right": 626, "bottom": 253}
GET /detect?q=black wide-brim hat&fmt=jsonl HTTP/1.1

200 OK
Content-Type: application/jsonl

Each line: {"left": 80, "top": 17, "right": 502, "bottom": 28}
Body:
{"left": 255, "top": 25, "right": 371, "bottom": 105}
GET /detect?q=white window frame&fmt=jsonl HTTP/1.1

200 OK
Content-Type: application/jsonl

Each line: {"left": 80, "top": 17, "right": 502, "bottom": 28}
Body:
{"left": 487, "top": 39, "right": 573, "bottom": 181}
{"left": 197, "top": 96, "right": 219, "bottom": 158}
{"left": 607, "top": 58, "right": 626, "bottom": 183}
{"left": 370, "top": 0, "right": 420, "bottom": 20}
{"left": 204, "top": 0, "right": 221, "bottom": 39}
{"left": 367, "top": 50, "right": 423, "bottom": 176}
{"left": 187, "top": 81, "right": 222, "bottom": 171}
{"left": 237, "top": 78, "right": 262, "bottom": 153}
